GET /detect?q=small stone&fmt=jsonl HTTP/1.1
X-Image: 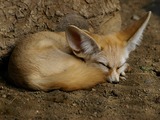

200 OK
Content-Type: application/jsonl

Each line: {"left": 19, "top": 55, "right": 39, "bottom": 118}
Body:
{"left": 2, "top": 94, "right": 7, "bottom": 98}
{"left": 55, "top": 10, "right": 64, "bottom": 17}
{"left": 132, "top": 14, "right": 140, "bottom": 20}
{"left": 72, "top": 103, "right": 77, "bottom": 106}
{"left": 92, "top": 88, "right": 96, "bottom": 91}
{"left": 36, "top": 110, "right": 39, "bottom": 114}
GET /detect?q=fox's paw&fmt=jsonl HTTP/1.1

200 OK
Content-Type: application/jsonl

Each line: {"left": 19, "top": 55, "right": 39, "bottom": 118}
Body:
{"left": 119, "top": 63, "right": 130, "bottom": 81}
{"left": 120, "top": 72, "right": 127, "bottom": 80}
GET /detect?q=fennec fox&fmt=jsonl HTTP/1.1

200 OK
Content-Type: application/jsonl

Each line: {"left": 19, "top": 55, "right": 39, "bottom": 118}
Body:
{"left": 8, "top": 12, "right": 151, "bottom": 91}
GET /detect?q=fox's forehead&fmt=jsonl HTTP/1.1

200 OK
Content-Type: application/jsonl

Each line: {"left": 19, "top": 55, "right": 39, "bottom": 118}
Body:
{"left": 92, "top": 33, "right": 125, "bottom": 47}
{"left": 99, "top": 34, "right": 125, "bottom": 47}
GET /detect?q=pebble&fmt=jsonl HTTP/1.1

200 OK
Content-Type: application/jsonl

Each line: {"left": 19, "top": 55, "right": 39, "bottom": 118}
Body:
{"left": 56, "top": 10, "right": 64, "bottom": 17}
{"left": 2, "top": 94, "right": 7, "bottom": 98}
{"left": 132, "top": 14, "right": 140, "bottom": 20}
{"left": 91, "top": 88, "right": 96, "bottom": 91}
{"left": 72, "top": 103, "right": 77, "bottom": 106}
{"left": 36, "top": 110, "right": 40, "bottom": 114}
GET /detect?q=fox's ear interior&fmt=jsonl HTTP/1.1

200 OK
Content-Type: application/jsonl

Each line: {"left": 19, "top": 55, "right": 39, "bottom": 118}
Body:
{"left": 65, "top": 25, "right": 100, "bottom": 55}
{"left": 118, "top": 11, "right": 151, "bottom": 53}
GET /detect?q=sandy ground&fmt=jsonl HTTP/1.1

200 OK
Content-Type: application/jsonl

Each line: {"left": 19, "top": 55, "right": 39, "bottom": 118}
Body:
{"left": 0, "top": 0, "right": 160, "bottom": 120}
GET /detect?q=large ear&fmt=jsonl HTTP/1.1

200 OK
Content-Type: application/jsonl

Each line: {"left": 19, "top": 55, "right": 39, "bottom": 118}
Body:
{"left": 118, "top": 11, "right": 151, "bottom": 53}
{"left": 65, "top": 25, "right": 100, "bottom": 55}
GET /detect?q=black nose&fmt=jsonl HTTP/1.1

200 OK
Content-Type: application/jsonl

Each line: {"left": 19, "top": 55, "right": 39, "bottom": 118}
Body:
{"left": 112, "top": 81, "right": 119, "bottom": 84}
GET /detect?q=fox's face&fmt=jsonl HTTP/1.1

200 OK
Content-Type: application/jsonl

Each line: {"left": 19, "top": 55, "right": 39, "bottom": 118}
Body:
{"left": 90, "top": 35, "right": 130, "bottom": 83}
{"left": 66, "top": 12, "right": 151, "bottom": 83}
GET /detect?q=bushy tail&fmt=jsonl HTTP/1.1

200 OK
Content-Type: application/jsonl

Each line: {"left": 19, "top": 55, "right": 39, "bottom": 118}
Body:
{"left": 28, "top": 65, "right": 106, "bottom": 91}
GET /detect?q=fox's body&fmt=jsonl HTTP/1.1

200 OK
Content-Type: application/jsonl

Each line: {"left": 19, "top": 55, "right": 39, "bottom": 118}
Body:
{"left": 8, "top": 12, "right": 151, "bottom": 91}
{"left": 9, "top": 32, "right": 106, "bottom": 91}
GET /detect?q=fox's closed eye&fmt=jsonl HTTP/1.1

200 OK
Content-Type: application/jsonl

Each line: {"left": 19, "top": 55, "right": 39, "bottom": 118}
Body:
{"left": 117, "top": 62, "right": 126, "bottom": 70}
{"left": 98, "top": 62, "right": 111, "bottom": 69}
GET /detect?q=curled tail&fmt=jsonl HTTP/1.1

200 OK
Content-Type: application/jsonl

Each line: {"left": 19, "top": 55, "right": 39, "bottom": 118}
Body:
{"left": 28, "top": 65, "right": 106, "bottom": 91}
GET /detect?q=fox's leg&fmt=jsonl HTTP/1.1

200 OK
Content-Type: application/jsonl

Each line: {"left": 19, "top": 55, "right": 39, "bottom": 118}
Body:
{"left": 118, "top": 63, "right": 130, "bottom": 80}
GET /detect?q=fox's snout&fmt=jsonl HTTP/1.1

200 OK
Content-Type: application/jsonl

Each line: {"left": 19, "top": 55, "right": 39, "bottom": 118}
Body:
{"left": 107, "top": 70, "right": 120, "bottom": 84}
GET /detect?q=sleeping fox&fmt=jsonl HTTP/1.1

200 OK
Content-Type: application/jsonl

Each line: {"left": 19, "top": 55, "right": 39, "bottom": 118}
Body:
{"left": 8, "top": 12, "right": 151, "bottom": 91}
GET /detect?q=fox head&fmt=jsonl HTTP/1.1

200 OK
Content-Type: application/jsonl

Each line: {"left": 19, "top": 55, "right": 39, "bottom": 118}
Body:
{"left": 65, "top": 11, "right": 151, "bottom": 83}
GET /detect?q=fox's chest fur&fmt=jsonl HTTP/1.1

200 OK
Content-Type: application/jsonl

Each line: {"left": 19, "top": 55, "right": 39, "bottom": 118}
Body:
{"left": 8, "top": 12, "right": 151, "bottom": 91}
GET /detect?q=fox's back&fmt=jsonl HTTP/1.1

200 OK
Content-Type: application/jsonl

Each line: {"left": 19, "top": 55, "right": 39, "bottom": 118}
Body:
{"left": 8, "top": 31, "right": 88, "bottom": 89}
